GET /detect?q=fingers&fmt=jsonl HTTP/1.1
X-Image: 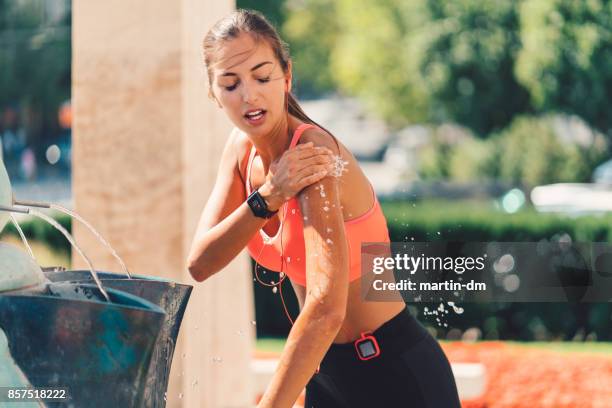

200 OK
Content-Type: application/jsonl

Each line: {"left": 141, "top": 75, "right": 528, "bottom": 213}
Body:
{"left": 301, "top": 154, "right": 335, "bottom": 168}
{"left": 292, "top": 143, "right": 334, "bottom": 160}
{"left": 296, "top": 170, "right": 328, "bottom": 190}
{"left": 294, "top": 163, "right": 333, "bottom": 181}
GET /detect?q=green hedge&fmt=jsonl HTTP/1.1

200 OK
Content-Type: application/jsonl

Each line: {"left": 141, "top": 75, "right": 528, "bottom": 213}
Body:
{"left": 1, "top": 213, "right": 72, "bottom": 255}
{"left": 379, "top": 199, "right": 612, "bottom": 341}
{"left": 381, "top": 199, "right": 612, "bottom": 243}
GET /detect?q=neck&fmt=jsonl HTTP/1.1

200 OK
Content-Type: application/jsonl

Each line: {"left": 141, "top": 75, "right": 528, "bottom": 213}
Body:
{"left": 252, "top": 114, "right": 295, "bottom": 173}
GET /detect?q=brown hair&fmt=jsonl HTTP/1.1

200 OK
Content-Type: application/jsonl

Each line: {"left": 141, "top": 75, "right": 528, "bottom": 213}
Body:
{"left": 202, "top": 9, "right": 337, "bottom": 143}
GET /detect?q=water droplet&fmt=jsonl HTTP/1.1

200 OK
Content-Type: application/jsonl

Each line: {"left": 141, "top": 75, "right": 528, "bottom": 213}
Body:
{"left": 182, "top": 353, "right": 186, "bottom": 359}
{"left": 280, "top": 272, "right": 285, "bottom": 278}
{"left": 323, "top": 206, "right": 329, "bottom": 211}
{"left": 303, "top": 216, "right": 308, "bottom": 221}
{"left": 179, "top": 393, "right": 183, "bottom": 399}
{"left": 272, "top": 286, "right": 278, "bottom": 294}
{"left": 212, "top": 356, "right": 223, "bottom": 363}
{"left": 192, "top": 379, "right": 199, "bottom": 388}
{"left": 326, "top": 227, "right": 333, "bottom": 233}
{"left": 286, "top": 257, "right": 291, "bottom": 263}
{"left": 436, "top": 231, "right": 441, "bottom": 236}
{"left": 326, "top": 238, "right": 333, "bottom": 244}
{"left": 236, "top": 330, "right": 243, "bottom": 336}
{"left": 164, "top": 392, "right": 167, "bottom": 401}
{"left": 251, "top": 320, "right": 257, "bottom": 325}
{"left": 291, "top": 209, "right": 296, "bottom": 214}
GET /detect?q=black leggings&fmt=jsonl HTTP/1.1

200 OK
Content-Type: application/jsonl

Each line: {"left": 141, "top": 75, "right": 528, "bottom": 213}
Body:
{"left": 305, "top": 306, "right": 461, "bottom": 408}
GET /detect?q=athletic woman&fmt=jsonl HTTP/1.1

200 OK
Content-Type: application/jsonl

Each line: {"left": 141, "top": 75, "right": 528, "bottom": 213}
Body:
{"left": 187, "top": 9, "right": 461, "bottom": 408}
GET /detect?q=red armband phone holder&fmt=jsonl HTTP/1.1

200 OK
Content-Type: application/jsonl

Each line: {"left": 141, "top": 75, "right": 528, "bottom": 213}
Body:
{"left": 354, "top": 331, "right": 380, "bottom": 361}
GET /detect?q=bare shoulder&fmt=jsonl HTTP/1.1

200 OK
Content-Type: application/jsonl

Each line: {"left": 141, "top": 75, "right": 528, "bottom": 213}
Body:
{"left": 229, "top": 127, "right": 253, "bottom": 177}
{"left": 298, "top": 126, "right": 341, "bottom": 155}
{"left": 231, "top": 127, "right": 252, "bottom": 158}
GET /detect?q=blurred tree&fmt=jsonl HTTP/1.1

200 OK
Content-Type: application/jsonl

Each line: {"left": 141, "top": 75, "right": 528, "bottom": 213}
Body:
{"left": 495, "top": 115, "right": 608, "bottom": 186}
{"left": 516, "top": 0, "right": 612, "bottom": 140}
{"left": 330, "top": 0, "right": 532, "bottom": 133}
{"left": 0, "top": 0, "right": 71, "bottom": 155}
{"left": 236, "top": 0, "right": 286, "bottom": 29}
{"left": 282, "top": 0, "right": 340, "bottom": 98}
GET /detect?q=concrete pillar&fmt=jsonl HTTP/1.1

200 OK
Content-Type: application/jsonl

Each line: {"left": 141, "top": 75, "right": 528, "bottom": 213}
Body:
{"left": 73, "top": 1, "right": 254, "bottom": 407}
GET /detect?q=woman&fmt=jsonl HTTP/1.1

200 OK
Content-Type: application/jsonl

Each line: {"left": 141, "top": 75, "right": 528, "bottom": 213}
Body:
{"left": 188, "top": 9, "right": 461, "bottom": 408}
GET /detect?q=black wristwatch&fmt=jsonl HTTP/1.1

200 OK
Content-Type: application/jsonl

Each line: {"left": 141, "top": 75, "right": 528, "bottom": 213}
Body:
{"left": 247, "top": 189, "right": 278, "bottom": 219}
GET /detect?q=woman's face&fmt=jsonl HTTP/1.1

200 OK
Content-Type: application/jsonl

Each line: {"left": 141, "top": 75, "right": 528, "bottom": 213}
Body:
{"left": 211, "top": 33, "right": 291, "bottom": 135}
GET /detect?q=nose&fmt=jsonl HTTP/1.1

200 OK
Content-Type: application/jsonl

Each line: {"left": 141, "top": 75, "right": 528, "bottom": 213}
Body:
{"left": 241, "top": 80, "right": 259, "bottom": 104}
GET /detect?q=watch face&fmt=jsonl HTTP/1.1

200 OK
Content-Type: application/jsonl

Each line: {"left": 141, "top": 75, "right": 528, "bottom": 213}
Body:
{"left": 357, "top": 339, "right": 377, "bottom": 358}
{"left": 355, "top": 337, "right": 379, "bottom": 360}
{"left": 248, "top": 190, "right": 272, "bottom": 218}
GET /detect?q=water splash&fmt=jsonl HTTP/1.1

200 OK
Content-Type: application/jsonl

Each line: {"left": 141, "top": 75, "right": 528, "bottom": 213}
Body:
{"left": 447, "top": 301, "right": 464, "bottom": 314}
{"left": 49, "top": 203, "right": 131, "bottom": 278}
{"left": 330, "top": 155, "right": 349, "bottom": 177}
{"left": 9, "top": 214, "right": 35, "bottom": 261}
{"left": 28, "top": 209, "right": 110, "bottom": 302}
{"left": 318, "top": 184, "right": 326, "bottom": 198}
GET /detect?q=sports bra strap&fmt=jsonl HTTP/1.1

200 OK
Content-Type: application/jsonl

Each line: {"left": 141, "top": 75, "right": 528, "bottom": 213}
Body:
{"left": 289, "top": 123, "right": 317, "bottom": 149}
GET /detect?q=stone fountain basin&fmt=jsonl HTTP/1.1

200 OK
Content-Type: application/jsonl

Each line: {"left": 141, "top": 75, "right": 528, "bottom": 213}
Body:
{"left": 0, "top": 282, "right": 166, "bottom": 408}
{"left": 43, "top": 270, "right": 193, "bottom": 408}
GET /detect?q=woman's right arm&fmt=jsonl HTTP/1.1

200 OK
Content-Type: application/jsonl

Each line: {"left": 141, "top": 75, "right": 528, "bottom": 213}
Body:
{"left": 187, "top": 129, "right": 333, "bottom": 282}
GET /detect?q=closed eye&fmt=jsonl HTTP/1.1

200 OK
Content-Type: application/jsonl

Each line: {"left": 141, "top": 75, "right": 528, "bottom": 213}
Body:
{"left": 224, "top": 77, "right": 271, "bottom": 92}
{"left": 225, "top": 83, "right": 238, "bottom": 91}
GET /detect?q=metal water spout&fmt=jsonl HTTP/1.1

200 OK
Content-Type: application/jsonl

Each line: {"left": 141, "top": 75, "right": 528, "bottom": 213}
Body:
{"left": 0, "top": 155, "right": 13, "bottom": 234}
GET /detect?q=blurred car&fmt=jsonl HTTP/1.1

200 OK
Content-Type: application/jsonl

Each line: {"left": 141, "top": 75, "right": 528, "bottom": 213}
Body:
{"left": 593, "top": 159, "right": 612, "bottom": 184}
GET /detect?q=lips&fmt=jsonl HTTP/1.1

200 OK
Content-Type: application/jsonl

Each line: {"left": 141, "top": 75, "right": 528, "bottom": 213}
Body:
{"left": 244, "top": 108, "right": 267, "bottom": 125}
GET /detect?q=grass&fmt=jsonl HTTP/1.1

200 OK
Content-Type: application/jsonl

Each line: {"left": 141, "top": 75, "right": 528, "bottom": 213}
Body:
{"left": 256, "top": 337, "right": 287, "bottom": 354}
{"left": 256, "top": 337, "right": 612, "bottom": 355}
{"left": 0, "top": 235, "right": 71, "bottom": 269}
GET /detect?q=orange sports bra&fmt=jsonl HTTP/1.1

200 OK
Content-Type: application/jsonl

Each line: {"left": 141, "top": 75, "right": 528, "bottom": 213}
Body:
{"left": 245, "top": 123, "right": 391, "bottom": 286}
